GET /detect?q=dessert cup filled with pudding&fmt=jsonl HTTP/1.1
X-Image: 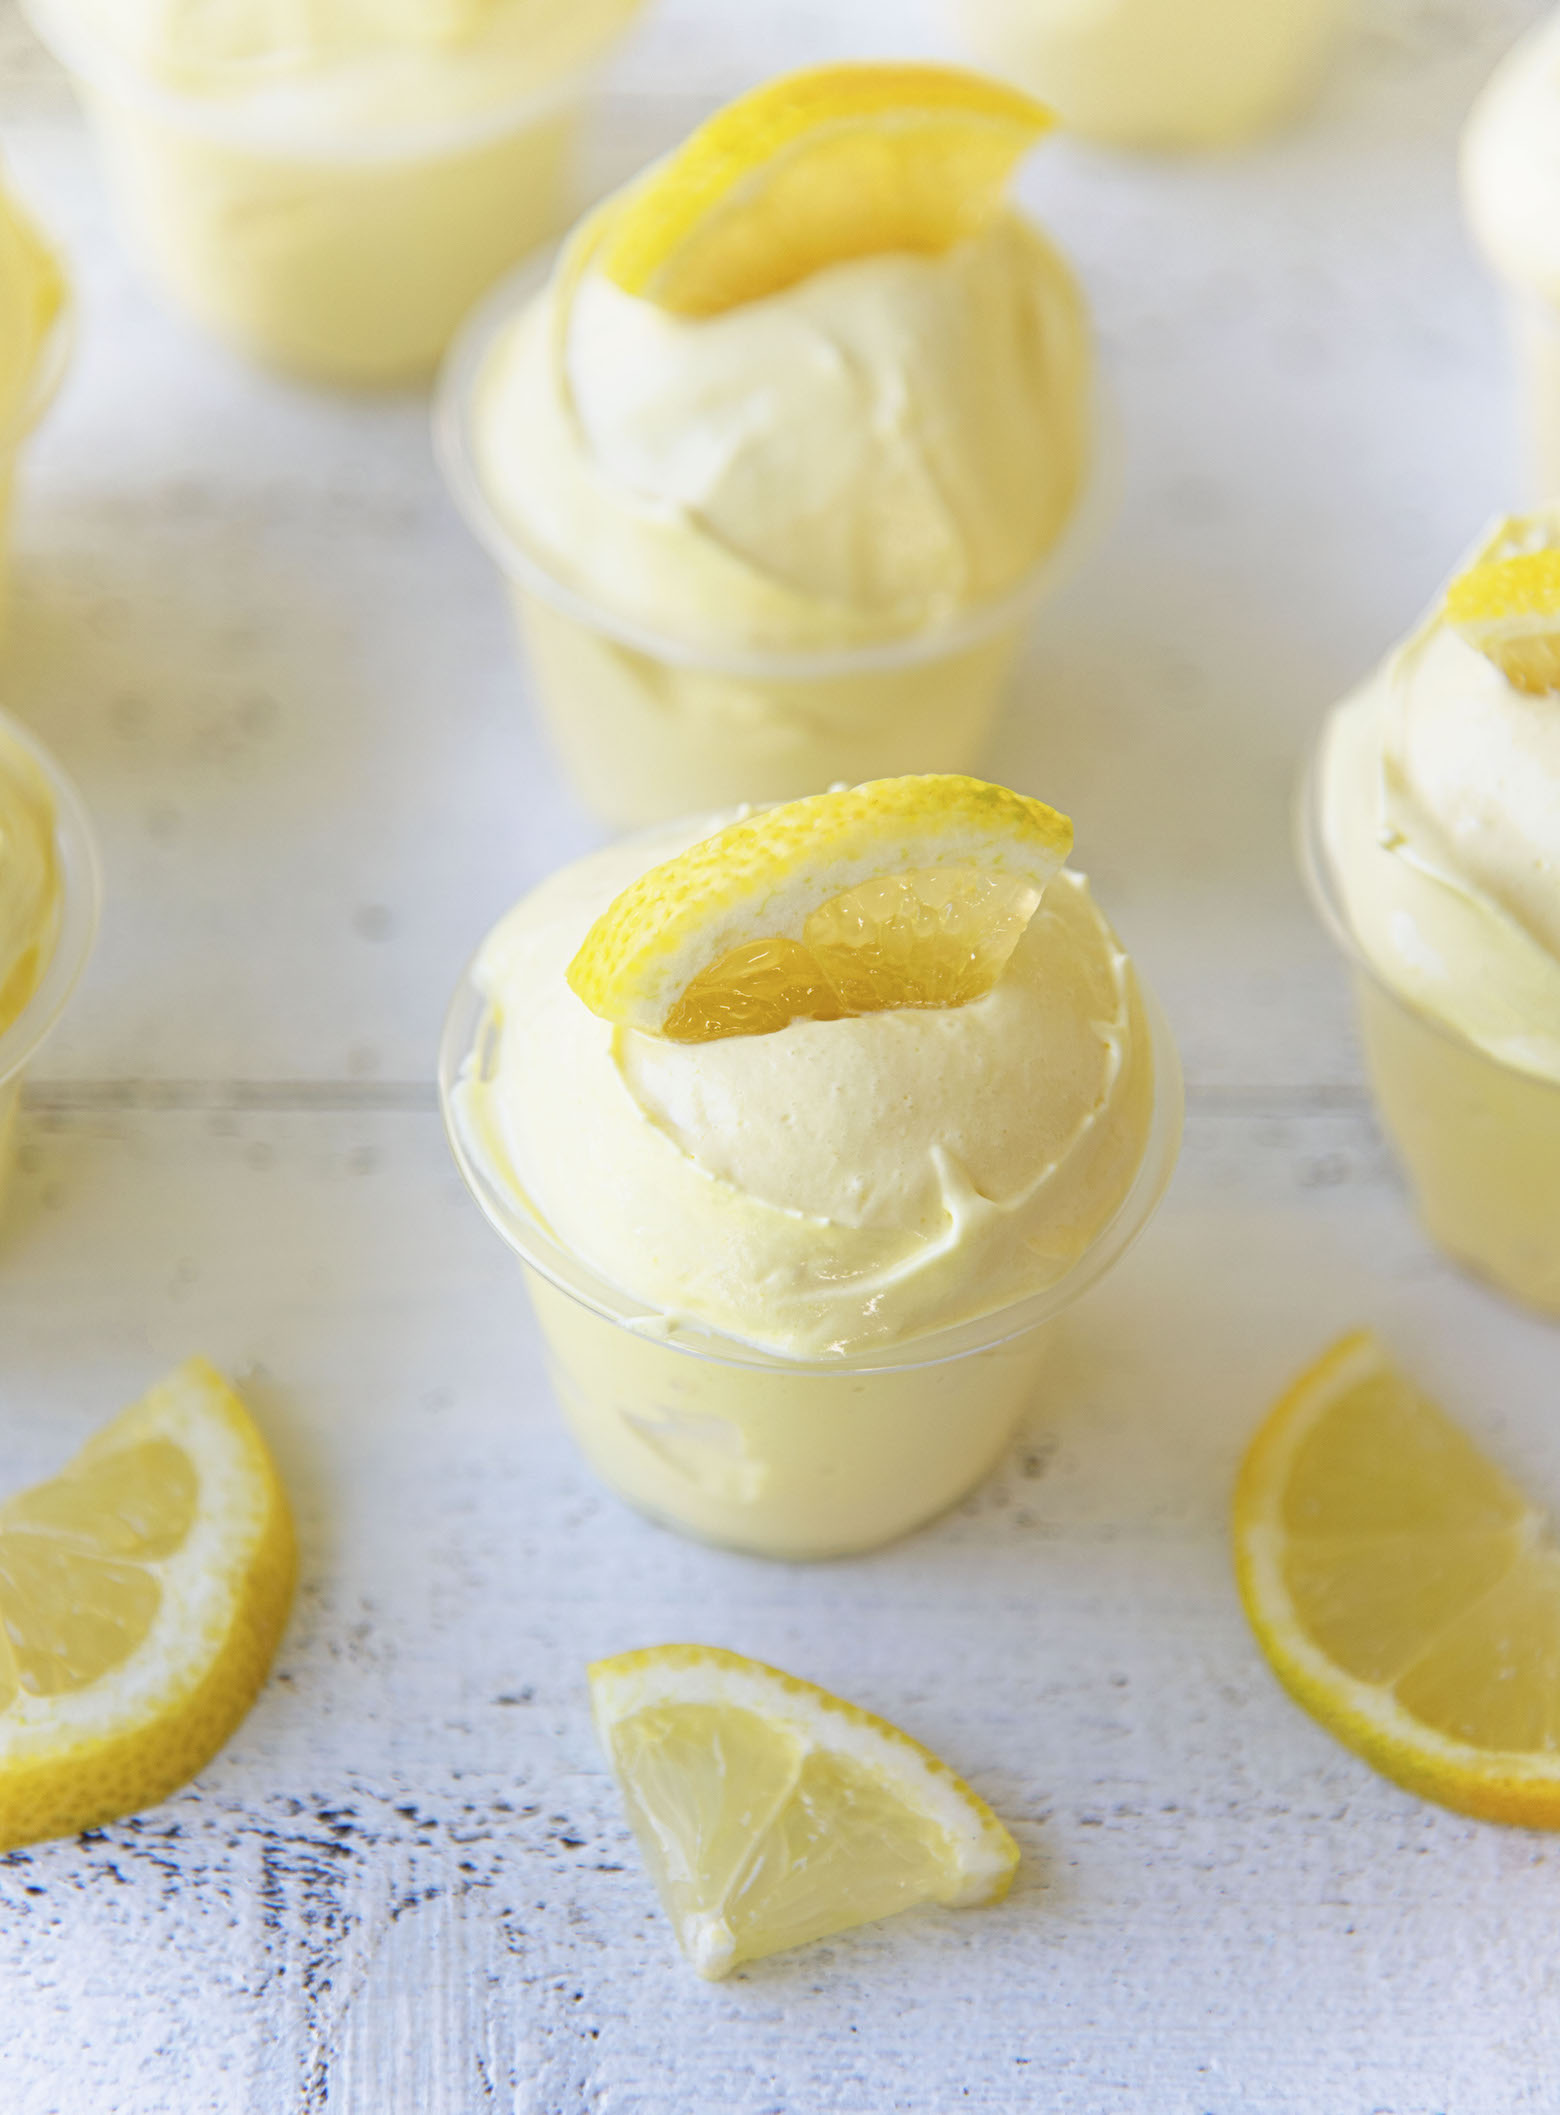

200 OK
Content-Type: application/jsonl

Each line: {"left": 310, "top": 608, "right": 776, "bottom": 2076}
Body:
{"left": 0, "top": 712, "right": 100, "bottom": 1216}
{"left": 1304, "top": 511, "right": 1560, "bottom": 1315}
{"left": 0, "top": 167, "right": 70, "bottom": 637}
{"left": 436, "top": 66, "right": 1097, "bottom": 827}
{"left": 951, "top": 0, "right": 1352, "bottom": 152}
{"left": 23, "top": 0, "right": 644, "bottom": 386}
{"left": 1464, "top": 10, "right": 1560, "bottom": 500}
{"left": 440, "top": 775, "right": 1181, "bottom": 1559}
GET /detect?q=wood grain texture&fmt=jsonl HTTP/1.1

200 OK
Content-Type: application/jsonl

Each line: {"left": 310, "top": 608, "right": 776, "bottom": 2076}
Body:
{"left": 0, "top": 3, "right": 1556, "bottom": 2110}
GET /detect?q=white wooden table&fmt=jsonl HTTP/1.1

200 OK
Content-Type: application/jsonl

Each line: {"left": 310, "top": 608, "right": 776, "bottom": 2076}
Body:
{"left": 2, "top": 3, "right": 1557, "bottom": 2109}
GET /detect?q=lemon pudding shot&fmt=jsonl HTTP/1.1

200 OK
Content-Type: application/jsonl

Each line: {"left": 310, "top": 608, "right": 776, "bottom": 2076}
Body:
{"left": 1308, "top": 514, "right": 1560, "bottom": 1313}
{"left": 442, "top": 775, "right": 1180, "bottom": 1559}
{"left": 1464, "top": 11, "right": 1560, "bottom": 499}
{"left": 439, "top": 66, "right": 1094, "bottom": 826}
{"left": 24, "top": 0, "right": 644, "bottom": 383}
{"left": 953, "top": 0, "right": 1351, "bottom": 151}
{"left": 0, "top": 167, "right": 68, "bottom": 634}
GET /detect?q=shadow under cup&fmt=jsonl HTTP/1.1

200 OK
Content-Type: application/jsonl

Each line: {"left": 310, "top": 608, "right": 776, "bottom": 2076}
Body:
{"left": 1299, "top": 747, "right": 1560, "bottom": 1316}
{"left": 439, "top": 968, "right": 1182, "bottom": 1561}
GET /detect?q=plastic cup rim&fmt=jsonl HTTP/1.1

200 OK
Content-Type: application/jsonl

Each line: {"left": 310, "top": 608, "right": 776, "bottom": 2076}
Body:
{"left": 1295, "top": 726, "right": 1560, "bottom": 1089}
{"left": 436, "top": 918, "right": 1183, "bottom": 1378}
{"left": 21, "top": 0, "right": 621, "bottom": 162}
{"left": 0, "top": 710, "right": 102, "bottom": 1090}
{"left": 432, "top": 236, "right": 1119, "bottom": 682}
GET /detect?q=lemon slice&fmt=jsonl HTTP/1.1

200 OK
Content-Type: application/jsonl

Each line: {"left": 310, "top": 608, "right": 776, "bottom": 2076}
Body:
{"left": 1234, "top": 1329, "right": 1560, "bottom": 1828}
{"left": 597, "top": 63, "right": 1055, "bottom": 318}
{"left": 1444, "top": 549, "right": 1560, "bottom": 694}
{"left": 590, "top": 1645, "right": 1018, "bottom": 1979}
{"left": 566, "top": 774, "right": 1073, "bottom": 1042}
{"left": 0, "top": 1359, "right": 295, "bottom": 1851}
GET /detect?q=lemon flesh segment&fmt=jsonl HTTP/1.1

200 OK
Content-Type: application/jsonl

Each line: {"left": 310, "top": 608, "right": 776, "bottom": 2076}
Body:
{"left": 590, "top": 1645, "right": 1018, "bottom": 1979}
{"left": 1234, "top": 1329, "right": 1560, "bottom": 1826}
{"left": 598, "top": 63, "right": 1055, "bottom": 319}
{"left": 567, "top": 774, "right": 1073, "bottom": 1041}
{"left": 1444, "top": 551, "right": 1560, "bottom": 694}
{"left": 0, "top": 1360, "right": 295, "bottom": 1850}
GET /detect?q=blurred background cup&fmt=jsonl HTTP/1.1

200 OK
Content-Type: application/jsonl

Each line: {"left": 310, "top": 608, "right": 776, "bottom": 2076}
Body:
{"left": 438, "top": 959, "right": 1182, "bottom": 1560}
{"left": 953, "top": 0, "right": 1352, "bottom": 151}
{"left": 0, "top": 712, "right": 100, "bottom": 1218}
{"left": 1299, "top": 742, "right": 1560, "bottom": 1318}
{"left": 436, "top": 251, "right": 1110, "bottom": 830}
{"left": 22, "top": 0, "right": 644, "bottom": 385}
{"left": 0, "top": 180, "right": 70, "bottom": 640}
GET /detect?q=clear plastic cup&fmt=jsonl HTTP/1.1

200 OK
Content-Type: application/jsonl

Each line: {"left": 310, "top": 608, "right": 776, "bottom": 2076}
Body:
{"left": 1299, "top": 741, "right": 1560, "bottom": 1316}
{"left": 435, "top": 252, "right": 1108, "bottom": 829}
{"left": 438, "top": 960, "right": 1182, "bottom": 1560}
{"left": 0, "top": 291, "right": 71, "bottom": 639}
{"left": 953, "top": 0, "right": 1350, "bottom": 151}
{"left": 24, "top": 1, "right": 636, "bottom": 385}
{"left": 0, "top": 712, "right": 100, "bottom": 1218}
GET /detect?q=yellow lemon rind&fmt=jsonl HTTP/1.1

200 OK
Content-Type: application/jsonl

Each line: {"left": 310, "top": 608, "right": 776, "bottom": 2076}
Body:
{"left": 1234, "top": 1330, "right": 1560, "bottom": 1830}
{"left": 566, "top": 775, "right": 1074, "bottom": 1033}
{"left": 1444, "top": 549, "right": 1560, "bottom": 695}
{"left": 0, "top": 1360, "right": 296, "bottom": 1852}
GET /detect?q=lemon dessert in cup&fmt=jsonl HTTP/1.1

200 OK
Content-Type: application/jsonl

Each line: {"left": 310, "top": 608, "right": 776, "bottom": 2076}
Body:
{"left": 441, "top": 774, "right": 1180, "bottom": 1560}
{"left": 437, "top": 66, "right": 1095, "bottom": 827}
{"left": 1306, "top": 513, "right": 1560, "bottom": 1314}
{"left": 952, "top": 0, "right": 1351, "bottom": 151}
{"left": 0, "top": 166, "right": 69, "bottom": 636}
{"left": 22, "top": 0, "right": 644, "bottom": 384}
{"left": 1464, "top": 11, "right": 1560, "bottom": 500}
{"left": 0, "top": 711, "right": 100, "bottom": 1215}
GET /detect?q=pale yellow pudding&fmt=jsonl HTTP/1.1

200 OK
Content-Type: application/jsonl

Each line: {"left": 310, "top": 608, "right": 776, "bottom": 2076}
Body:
{"left": 1312, "top": 513, "right": 1560, "bottom": 1312}
{"left": 442, "top": 777, "right": 1178, "bottom": 1556}
{"left": 0, "top": 166, "right": 68, "bottom": 634}
{"left": 955, "top": 0, "right": 1351, "bottom": 151}
{"left": 440, "top": 66, "right": 1094, "bottom": 825}
{"left": 25, "top": 0, "right": 643, "bottom": 383}
{"left": 0, "top": 719, "right": 62, "bottom": 1207}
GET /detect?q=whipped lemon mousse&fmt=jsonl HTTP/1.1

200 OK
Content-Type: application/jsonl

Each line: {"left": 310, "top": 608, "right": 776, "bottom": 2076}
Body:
{"left": 24, "top": 0, "right": 644, "bottom": 383}
{"left": 1310, "top": 514, "right": 1560, "bottom": 1313}
{"left": 440, "top": 66, "right": 1094, "bottom": 825}
{"left": 442, "top": 775, "right": 1179, "bottom": 1558}
{"left": 954, "top": 0, "right": 1350, "bottom": 151}
{"left": 0, "top": 166, "right": 68, "bottom": 632}
{"left": 1464, "top": 11, "right": 1560, "bottom": 499}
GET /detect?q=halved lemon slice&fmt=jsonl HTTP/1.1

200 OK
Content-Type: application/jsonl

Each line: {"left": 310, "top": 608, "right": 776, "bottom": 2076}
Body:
{"left": 1444, "top": 548, "right": 1560, "bottom": 694}
{"left": 597, "top": 63, "right": 1055, "bottom": 318}
{"left": 590, "top": 1644, "right": 1018, "bottom": 1979}
{"left": 0, "top": 1359, "right": 295, "bottom": 1851}
{"left": 1234, "top": 1329, "right": 1560, "bottom": 1827}
{"left": 566, "top": 774, "right": 1073, "bottom": 1042}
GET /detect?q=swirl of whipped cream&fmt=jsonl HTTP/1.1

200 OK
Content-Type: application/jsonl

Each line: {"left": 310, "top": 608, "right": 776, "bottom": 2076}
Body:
{"left": 453, "top": 818, "right": 1155, "bottom": 1359}
{"left": 1464, "top": 10, "right": 1560, "bottom": 303}
{"left": 470, "top": 212, "right": 1092, "bottom": 655}
{"left": 1319, "top": 513, "right": 1560, "bottom": 1081}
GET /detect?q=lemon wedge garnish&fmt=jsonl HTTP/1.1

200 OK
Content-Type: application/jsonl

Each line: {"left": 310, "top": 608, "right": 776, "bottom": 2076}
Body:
{"left": 1234, "top": 1329, "right": 1560, "bottom": 1828}
{"left": 566, "top": 774, "right": 1073, "bottom": 1042}
{"left": 1444, "top": 549, "right": 1560, "bottom": 694}
{"left": 0, "top": 1360, "right": 295, "bottom": 1851}
{"left": 590, "top": 1644, "right": 1018, "bottom": 1979}
{"left": 596, "top": 62, "right": 1055, "bottom": 319}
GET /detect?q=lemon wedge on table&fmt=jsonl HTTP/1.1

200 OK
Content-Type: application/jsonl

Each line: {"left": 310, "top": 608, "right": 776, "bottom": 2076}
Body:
{"left": 591, "top": 1645, "right": 1018, "bottom": 1979}
{"left": 1235, "top": 1330, "right": 1560, "bottom": 1828}
{"left": 1445, "top": 549, "right": 1560, "bottom": 694}
{"left": 0, "top": 1359, "right": 295, "bottom": 1851}
{"left": 596, "top": 63, "right": 1056, "bottom": 319}
{"left": 566, "top": 774, "right": 1073, "bottom": 1042}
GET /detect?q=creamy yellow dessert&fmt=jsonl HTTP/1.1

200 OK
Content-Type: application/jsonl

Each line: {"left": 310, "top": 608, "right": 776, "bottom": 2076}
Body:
{"left": 443, "top": 776, "right": 1175, "bottom": 1556}
{"left": 0, "top": 167, "right": 67, "bottom": 632}
{"left": 25, "top": 0, "right": 643, "bottom": 382}
{"left": 444, "top": 66, "right": 1093, "bottom": 824}
{"left": 1464, "top": 12, "right": 1560, "bottom": 498}
{"left": 956, "top": 0, "right": 1351, "bottom": 151}
{"left": 0, "top": 721, "right": 61, "bottom": 1200}
{"left": 1315, "top": 513, "right": 1560, "bottom": 1311}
